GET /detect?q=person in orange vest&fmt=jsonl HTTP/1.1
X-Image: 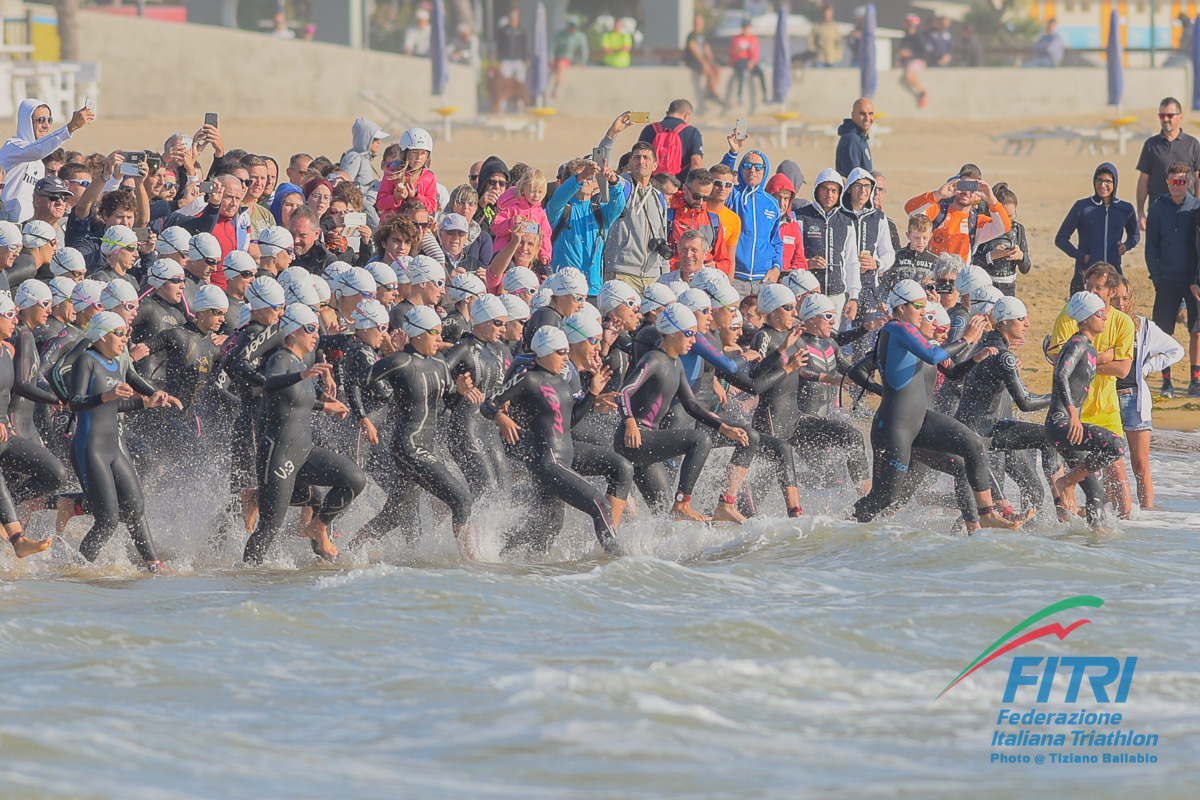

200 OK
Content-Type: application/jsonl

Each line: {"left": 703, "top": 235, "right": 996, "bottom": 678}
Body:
{"left": 903, "top": 165, "right": 1010, "bottom": 261}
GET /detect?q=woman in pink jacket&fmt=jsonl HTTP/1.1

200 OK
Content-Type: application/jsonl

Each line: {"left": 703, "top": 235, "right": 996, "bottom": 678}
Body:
{"left": 489, "top": 168, "right": 553, "bottom": 265}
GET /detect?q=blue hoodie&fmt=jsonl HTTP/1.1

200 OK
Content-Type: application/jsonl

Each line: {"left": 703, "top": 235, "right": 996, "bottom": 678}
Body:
{"left": 1053, "top": 163, "right": 1139, "bottom": 279}
{"left": 720, "top": 148, "right": 783, "bottom": 281}
{"left": 545, "top": 174, "right": 627, "bottom": 294}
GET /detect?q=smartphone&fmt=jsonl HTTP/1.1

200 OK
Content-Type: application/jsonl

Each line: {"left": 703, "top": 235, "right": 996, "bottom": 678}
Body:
{"left": 119, "top": 162, "right": 141, "bottom": 177}
{"left": 342, "top": 212, "right": 367, "bottom": 228}
{"left": 735, "top": 118, "right": 748, "bottom": 140}
{"left": 197, "top": 180, "right": 217, "bottom": 193}
{"left": 132, "top": 227, "right": 151, "bottom": 242}
{"left": 84, "top": 96, "right": 95, "bottom": 112}
{"left": 591, "top": 147, "right": 606, "bottom": 166}
{"left": 629, "top": 111, "right": 651, "bottom": 123}
{"left": 180, "top": 136, "right": 193, "bottom": 151}
{"left": 957, "top": 179, "right": 979, "bottom": 193}
{"left": 204, "top": 112, "right": 219, "bottom": 127}
{"left": 517, "top": 220, "right": 540, "bottom": 235}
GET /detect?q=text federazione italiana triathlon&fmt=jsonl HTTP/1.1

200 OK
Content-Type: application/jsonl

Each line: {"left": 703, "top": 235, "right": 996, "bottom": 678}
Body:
{"left": 989, "top": 707, "right": 1159, "bottom": 759}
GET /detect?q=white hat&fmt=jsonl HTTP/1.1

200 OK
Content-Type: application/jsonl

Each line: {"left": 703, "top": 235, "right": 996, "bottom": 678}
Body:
{"left": 531, "top": 325, "right": 570, "bottom": 357}
{"left": 798, "top": 293, "right": 836, "bottom": 322}
{"left": 14, "top": 280, "right": 52, "bottom": 310}
{"left": 188, "top": 232, "right": 221, "bottom": 261}
{"left": 757, "top": 284, "right": 797, "bottom": 315}
{"left": 0, "top": 221, "right": 21, "bottom": 249}
{"left": 1066, "top": 291, "right": 1106, "bottom": 322}
{"left": 247, "top": 276, "right": 286, "bottom": 310}
{"left": 576, "top": 302, "right": 602, "bottom": 326}
{"left": 471, "top": 294, "right": 507, "bottom": 324}
{"left": 438, "top": 213, "right": 470, "bottom": 233}
{"left": 193, "top": 284, "right": 230, "bottom": 313}
{"left": 22, "top": 219, "right": 57, "bottom": 249}
{"left": 529, "top": 287, "right": 552, "bottom": 311}
{"left": 677, "top": 287, "right": 712, "bottom": 313}
{"left": 887, "top": 279, "right": 926, "bottom": 309}
{"left": 100, "top": 225, "right": 137, "bottom": 256}
{"left": 408, "top": 254, "right": 446, "bottom": 285}
{"left": 400, "top": 127, "right": 433, "bottom": 152}
{"left": 447, "top": 272, "right": 486, "bottom": 304}
{"left": 48, "top": 276, "right": 76, "bottom": 305}
{"left": 280, "top": 302, "right": 320, "bottom": 336}
{"left": 500, "top": 294, "right": 531, "bottom": 321}
{"left": 255, "top": 225, "right": 294, "bottom": 256}
{"left": 665, "top": 279, "right": 689, "bottom": 299}
{"left": 729, "top": 308, "right": 744, "bottom": 328}
{"left": 640, "top": 282, "right": 676, "bottom": 314}
{"left": 85, "top": 311, "right": 127, "bottom": 341}
{"left": 955, "top": 265, "right": 992, "bottom": 295}
{"left": 285, "top": 276, "right": 321, "bottom": 308}
{"left": 0, "top": 292, "right": 14, "bottom": 317}
{"left": 147, "top": 259, "right": 185, "bottom": 287}
{"left": 235, "top": 303, "right": 252, "bottom": 329}
{"left": 351, "top": 298, "right": 389, "bottom": 329}
{"left": 549, "top": 267, "right": 588, "bottom": 297}
{"left": 783, "top": 269, "right": 821, "bottom": 295}
{"left": 323, "top": 261, "right": 351, "bottom": 283}
{"left": 222, "top": 250, "right": 258, "bottom": 279}
{"left": 501, "top": 266, "right": 539, "bottom": 295}
{"left": 993, "top": 296, "right": 1028, "bottom": 322}
{"left": 392, "top": 257, "right": 412, "bottom": 285}
{"left": 931, "top": 303, "right": 951, "bottom": 327}
{"left": 100, "top": 280, "right": 139, "bottom": 310}
{"left": 597, "top": 280, "right": 639, "bottom": 314}
{"left": 277, "top": 266, "right": 311, "bottom": 289}
{"left": 701, "top": 277, "right": 739, "bottom": 308}
{"left": 402, "top": 304, "right": 442, "bottom": 337}
{"left": 335, "top": 266, "right": 376, "bottom": 298}
{"left": 655, "top": 302, "right": 699, "bottom": 335}
{"left": 50, "top": 247, "right": 87, "bottom": 277}
{"left": 156, "top": 226, "right": 191, "bottom": 257}
{"left": 84, "top": 309, "right": 125, "bottom": 340}
{"left": 562, "top": 310, "right": 603, "bottom": 343}
{"left": 312, "top": 275, "right": 331, "bottom": 305}
{"left": 71, "top": 279, "right": 105, "bottom": 311}
{"left": 970, "top": 285, "right": 1004, "bottom": 316}
{"left": 689, "top": 267, "right": 727, "bottom": 289}
{"left": 365, "top": 261, "right": 398, "bottom": 289}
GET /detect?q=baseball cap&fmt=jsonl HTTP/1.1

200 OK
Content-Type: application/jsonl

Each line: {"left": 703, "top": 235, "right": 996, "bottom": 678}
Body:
{"left": 757, "top": 284, "right": 797, "bottom": 315}
{"left": 193, "top": 284, "right": 230, "bottom": 313}
{"left": 438, "top": 213, "right": 470, "bottom": 233}
{"left": 1066, "top": 291, "right": 1106, "bottom": 321}
{"left": 35, "top": 176, "right": 71, "bottom": 196}
{"left": 402, "top": 305, "right": 442, "bottom": 337}
{"left": 888, "top": 279, "right": 926, "bottom": 308}
{"left": 280, "top": 303, "right": 321, "bottom": 336}
{"left": 50, "top": 247, "right": 87, "bottom": 277}
{"left": 531, "top": 325, "right": 570, "bottom": 357}
{"left": 655, "top": 302, "right": 699, "bottom": 335}
{"left": 471, "top": 294, "right": 507, "bottom": 324}
{"left": 188, "top": 233, "right": 221, "bottom": 261}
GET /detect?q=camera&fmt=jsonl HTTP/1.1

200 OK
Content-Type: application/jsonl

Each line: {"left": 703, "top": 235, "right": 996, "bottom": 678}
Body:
{"left": 648, "top": 237, "right": 673, "bottom": 259}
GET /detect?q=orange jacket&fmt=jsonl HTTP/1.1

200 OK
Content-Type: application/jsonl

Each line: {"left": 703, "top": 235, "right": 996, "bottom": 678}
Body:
{"left": 903, "top": 192, "right": 1011, "bottom": 261}
{"left": 668, "top": 191, "right": 732, "bottom": 276}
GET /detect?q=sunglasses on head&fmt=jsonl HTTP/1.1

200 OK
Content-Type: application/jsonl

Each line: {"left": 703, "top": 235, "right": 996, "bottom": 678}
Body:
{"left": 469, "top": 173, "right": 480, "bottom": 181}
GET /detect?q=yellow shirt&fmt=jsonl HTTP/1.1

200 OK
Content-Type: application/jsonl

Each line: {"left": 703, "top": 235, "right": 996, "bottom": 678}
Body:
{"left": 1049, "top": 305, "right": 1134, "bottom": 438}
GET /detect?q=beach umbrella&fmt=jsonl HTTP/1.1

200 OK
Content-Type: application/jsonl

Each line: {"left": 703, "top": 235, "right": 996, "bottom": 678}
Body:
{"left": 1192, "top": 14, "right": 1200, "bottom": 110}
{"left": 860, "top": 4, "right": 877, "bottom": 99}
{"left": 431, "top": 0, "right": 449, "bottom": 96}
{"left": 1106, "top": 8, "right": 1123, "bottom": 107}
{"left": 772, "top": 3, "right": 791, "bottom": 104}
{"left": 528, "top": 2, "right": 550, "bottom": 102}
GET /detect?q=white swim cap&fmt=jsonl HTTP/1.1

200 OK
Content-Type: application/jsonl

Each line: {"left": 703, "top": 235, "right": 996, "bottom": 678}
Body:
{"left": 280, "top": 303, "right": 320, "bottom": 336}
{"left": 993, "top": 296, "right": 1028, "bottom": 322}
{"left": 499, "top": 294, "right": 531, "bottom": 321}
{"left": 531, "top": 325, "right": 570, "bottom": 356}
{"left": 1066, "top": 291, "right": 1106, "bottom": 322}
{"left": 798, "top": 293, "right": 836, "bottom": 322}
{"left": 655, "top": 302, "right": 699, "bottom": 335}
{"left": 402, "top": 304, "right": 442, "bottom": 337}
{"left": 351, "top": 298, "right": 389, "bottom": 329}
{"left": 757, "top": 284, "right": 797, "bottom": 315}
{"left": 887, "top": 279, "right": 926, "bottom": 309}
{"left": 193, "top": 284, "right": 230, "bottom": 313}
{"left": 471, "top": 294, "right": 507, "bottom": 324}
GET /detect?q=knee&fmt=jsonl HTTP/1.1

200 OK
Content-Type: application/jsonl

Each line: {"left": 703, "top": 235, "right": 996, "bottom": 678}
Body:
{"left": 346, "top": 466, "right": 367, "bottom": 498}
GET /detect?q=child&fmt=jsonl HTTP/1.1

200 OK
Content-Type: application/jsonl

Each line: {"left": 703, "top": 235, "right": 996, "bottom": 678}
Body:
{"left": 490, "top": 168, "right": 554, "bottom": 265}
{"left": 889, "top": 213, "right": 940, "bottom": 296}
{"left": 736, "top": 293, "right": 762, "bottom": 349}
{"left": 972, "top": 182, "right": 1030, "bottom": 297}
{"left": 765, "top": 173, "right": 808, "bottom": 273}
{"left": 376, "top": 127, "right": 437, "bottom": 219}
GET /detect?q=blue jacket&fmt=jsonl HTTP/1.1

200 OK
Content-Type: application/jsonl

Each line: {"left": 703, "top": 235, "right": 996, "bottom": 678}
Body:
{"left": 835, "top": 119, "right": 872, "bottom": 178}
{"left": 545, "top": 175, "right": 627, "bottom": 294}
{"left": 720, "top": 149, "right": 783, "bottom": 281}
{"left": 1053, "top": 162, "right": 1139, "bottom": 278}
{"left": 1144, "top": 191, "right": 1200, "bottom": 285}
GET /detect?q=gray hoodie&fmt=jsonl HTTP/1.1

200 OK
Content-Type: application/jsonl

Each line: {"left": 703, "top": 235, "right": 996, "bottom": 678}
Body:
{"left": 1, "top": 98, "right": 75, "bottom": 223}
{"left": 339, "top": 118, "right": 385, "bottom": 191}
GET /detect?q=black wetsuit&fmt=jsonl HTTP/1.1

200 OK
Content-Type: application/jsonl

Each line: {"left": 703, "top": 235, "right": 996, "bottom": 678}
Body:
{"left": 793, "top": 331, "right": 870, "bottom": 486}
{"left": 523, "top": 305, "right": 565, "bottom": 351}
{"left": 141, "top": 322, "right": 222, "bottom": 470}
{"left": 441, "top": 307, "right": 469, "bottom": 345}
{"left": 219, "top": 320, "right": 281, "bottom": 493}
{"left": 337, "top": 336, "right": 393, "bottom": 484}
{"left": 68, "top": 348, "right": 160, "bottom": 563}
{"left": 242, "top": 348, "right": 366, "bottom": 563}
{"left": 34, "top": 316, "right": 66, "bottom": 349}
{"left": 850, "top": 320, "right": 992, "bottom": 522}
{"left": 487, "top": 364, "right": 628, "bottom": 553}
{"left": 444, "top": 333, "right": 510, "bottom": 494}
{"left": 1045, "top": 333, "right": 1127, "bottom": 523}
{"left": 131, "top": 292, "right": 188, "bottom": 343}
{"left": 0, "top": 341, "right": 66, "bottom": 526}
{"left": 352, "top": 346, "right": 473, "bottom": 543}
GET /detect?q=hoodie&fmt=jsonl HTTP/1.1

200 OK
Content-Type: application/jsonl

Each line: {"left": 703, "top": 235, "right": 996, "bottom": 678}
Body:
{"left": 838, "top": 167, "right": 895, "bottom": 295}
{"left": 834, "top": 118, "right": 872, "bottom": 178}
{"left": 339, "top": 118, "right": 385, "bottom": 192}
{"left": 763, "top": 173, "right": 807, "bottom": 272}
{"left": 473, "top": 156, "right": 510, "bottom": 234}
{"left": 1144, "top": 189, "right": 1200, "bottom": 285}
{"left": 795, "top": 168, "right": 859, "bottom": 298}
{"left": 0, "top": 99, "right": 75, "bottom": 223}
{"left": 544, "top": 174, "right": 627, "bottom": 293}
{"left": 720, "top": 148, "right": 783, "bottom": 281}
{"left": 1053, "top": 162, "right": 1139, "bottom": 280}
{"left": 776, "top": 159, "right": 810, "bottom": 216}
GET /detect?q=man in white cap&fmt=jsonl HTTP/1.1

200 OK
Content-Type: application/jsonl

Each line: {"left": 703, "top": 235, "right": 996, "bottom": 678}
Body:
{"left": 616, "top": 302, "right": 755, "bottom": 522}
{"left": 183, "top": 232, "right": 222, "bottom": 308}
{"left": 485, "top": 324, "right": 627, "bottom": 555}
{"left": 524, "top": 267, "right": 587, "bottom": 350}
{"left": 438, "top": 213, "right": 483, "bottom": 275}
{"left": 254, "top": 226, "right": 295, "bottom": 277}
{"left": 348, "top": 304, "right": 483, "bottom": 558}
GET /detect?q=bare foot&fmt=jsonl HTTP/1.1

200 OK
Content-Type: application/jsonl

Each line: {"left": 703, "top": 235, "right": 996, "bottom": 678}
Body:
{"left": 10, "top": 533, "right": 52, "bottom": 558}
{"left": 859, "top": 479, "right": 871, "bottom": 496}
{"left": 299, "top": 517, "right": 338, "bottom": 560}
{"left": 671, "top": 501, "right": 711, "bottom": 523}
{"left": 240, "top": 488, "right": 259, "bottom": 533}
{"left": 1053, "top": 478, "right": 1078, "bottom": 517}
{"left": 978, "top": 511, "right": 1023, "bottom": 531}
{"left": 713, "top": 502, "right": 745, "bottom": 524}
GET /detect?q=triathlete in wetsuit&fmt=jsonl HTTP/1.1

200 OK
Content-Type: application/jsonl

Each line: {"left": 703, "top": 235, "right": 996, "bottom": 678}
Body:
{"left": 243, "top": 304, "right": 365, "bottom": 564}
{"left": 132, "top": 260, "right": 189, "bottom": 345}
{"left": 522, "top": 268, "right": 587, "bottom": 351}
{"left": 336, "top": 299, "right": 395, "bottom": 486}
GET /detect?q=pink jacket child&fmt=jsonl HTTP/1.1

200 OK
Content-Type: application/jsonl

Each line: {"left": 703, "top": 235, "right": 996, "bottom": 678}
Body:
{"left": 376, "top": 161, "right": 438, "bottom": 218}
{"left": 489, "top": 171, "right": 553, "bottom": 265}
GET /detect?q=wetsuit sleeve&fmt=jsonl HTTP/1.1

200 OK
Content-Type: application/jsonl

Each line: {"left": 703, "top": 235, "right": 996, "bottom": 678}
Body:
{"left": 225, "top": 327, "right": 271, "bottom": 387}
{"left": 12, "top": 330, "right": 55, "bottom": 404}
{"left": 999, "top": 352, "right": 1051, "bottom": 412}
{"left": 68, "top": 354, "right": 105, "bottom": 412}
{"left": 261, "top": 357, "right": 305, "bottom": 391}
{"left": 891, "top": 320, "right": 950, "bottom": 364}
{"left": 676, "top": 369, "right": 724, "bottom": 430}
{"left": 482, "top": 371, "right": 524, "bottom": 420}
{"left": 832, "top": 324, "right": 871, "bottom": 346}
{"left": 617, "top": 356, "right": 652, "bottom": 419}
{"left": 689, "top": 332, "right": 740, "bottom": 374}
{"left": 570, "top": 387, "right": 595, "bottom": 427}
{"left": 124, "top": 363, "right": 159, "bottom": 397}
{"left": 5, "top": 258, "right": 36, "bottom": 289}
{"left": 847, "top": 352, "right": 883, "bottom": 395}
{"left": 344, "top": 352, "right": 370, "bottom": 421}
{"left": 1052, "top": 338, "right": 1084, "bottom": 409}
{"left": 724, "top": 355, "right": 787, "bottom": 395}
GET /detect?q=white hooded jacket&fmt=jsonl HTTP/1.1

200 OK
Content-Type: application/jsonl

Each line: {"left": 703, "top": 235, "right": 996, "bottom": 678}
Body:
{"left": 0, "top": 98, "right": 75, "bottom": 223}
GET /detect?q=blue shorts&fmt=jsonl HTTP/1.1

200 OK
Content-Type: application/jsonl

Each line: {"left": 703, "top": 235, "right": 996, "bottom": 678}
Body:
{"left": 1118, "top": 390, "right": 1151, "bottom": 433}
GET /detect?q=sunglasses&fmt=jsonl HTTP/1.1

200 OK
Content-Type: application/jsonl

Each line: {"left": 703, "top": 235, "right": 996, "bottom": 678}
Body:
{"left": 162, "top": 182, "right": 177, "bottom": 191}
{"left": 585, "top": 336, "right": 601, "bottom": 345}
{"left": 690, "top": 191, "right": 712, "bottom": 201}
{"left": 489, "top": 318, "right": 506, "bottom": 327}
{"left": 203, "top": 257, "right": 220, "bottom": 266}
{"left": 741, "top": 163, "right": 766, "bottom": 171}
{"left": 415, "top": 221, "right": 432, "bottom": 229}
{"left": 469, "top": 173, "right": 480, "bottom": 181}
{"left": 911, "top": 300, "right": 927, "bottom": 309}
{"left": 1159, "top": 112, "right": 1180, "bottom": 119}
{"left": 37, "top": 194, "right": 68, "bottom": 203}
{"left": 67, "top": 179, "right": 90, "bottom": 187}
{"left": 165, "top": 277, "right": 186, "bottom": 285}
{"left": 1168, "top": 177, "right": 1190, "bottom": 186}
{"left": 31, "top": 115, "right": 52, "bottom": 125}
{"left": 553, "top": 348, "right": 570, "bottom": 356}
{"left": 486, "top": 179, "right": 508, "bottom": 188}
{"left": 712, "top": 180, "right": 734, "bottom": 189}
{"left": 230, "top": 269, "right": 257, "bottom": 279}
{"left": 778, "top": 304, "right": 795, "bottom": 312}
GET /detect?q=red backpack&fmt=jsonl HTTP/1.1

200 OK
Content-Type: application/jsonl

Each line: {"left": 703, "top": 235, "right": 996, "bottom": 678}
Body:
{"left": 650, "top": 121, "right": 689, "bottom": 175}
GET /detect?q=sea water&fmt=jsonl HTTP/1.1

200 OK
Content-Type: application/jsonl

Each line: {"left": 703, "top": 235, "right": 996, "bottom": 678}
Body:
{"left": 1, "top": 433, "right": 1198, "bottom": 798}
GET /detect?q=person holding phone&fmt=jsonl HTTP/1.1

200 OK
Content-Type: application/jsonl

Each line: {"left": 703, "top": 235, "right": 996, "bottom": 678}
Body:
{"left": 0, "top": 98, "right": 95, "bottom": 223}
{"left": 903, "top": 165, "right": 1011, "bottom": 261}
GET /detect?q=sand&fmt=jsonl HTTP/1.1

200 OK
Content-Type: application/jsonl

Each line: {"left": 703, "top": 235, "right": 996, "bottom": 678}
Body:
{"left": 75, "top": 109, "right": 1197, "bottom": 430}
